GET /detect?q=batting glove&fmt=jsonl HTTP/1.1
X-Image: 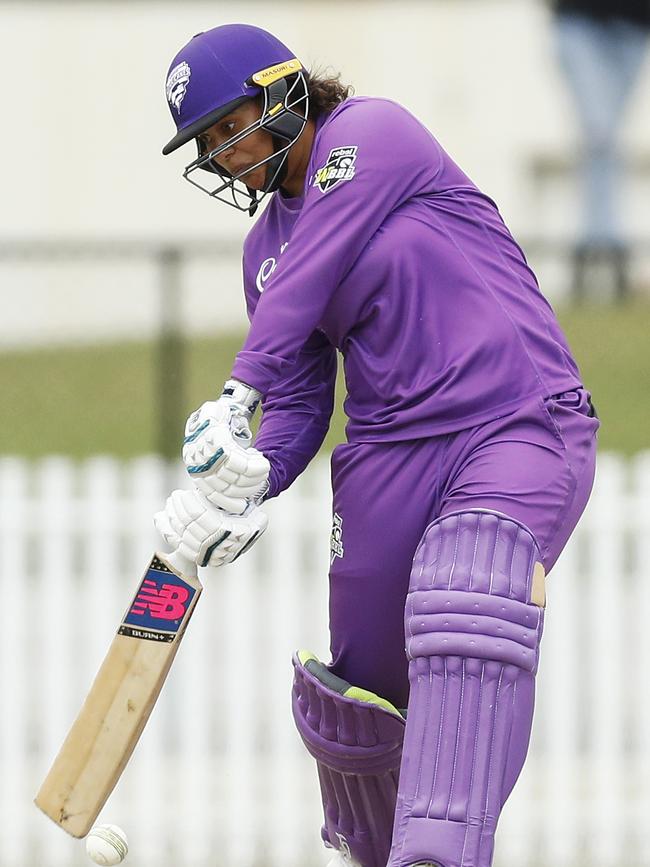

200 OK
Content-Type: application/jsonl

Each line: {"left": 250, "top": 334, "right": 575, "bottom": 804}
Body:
{"left": 153, "top": 488, "right": 268, "bottom": 569}
{"left": 183, "top": 379, "right": 270, "bottom": 515}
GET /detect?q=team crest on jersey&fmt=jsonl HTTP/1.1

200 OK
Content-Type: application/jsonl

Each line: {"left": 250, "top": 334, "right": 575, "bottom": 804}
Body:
{"left": 313, "top": 146, "right": 357, "bottom": 194}
{"left": 166, "top": 61, "right": 191, "bottom": 114}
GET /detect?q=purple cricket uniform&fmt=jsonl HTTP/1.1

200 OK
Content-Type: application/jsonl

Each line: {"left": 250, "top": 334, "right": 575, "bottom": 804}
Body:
{"left": 232, "top": 94, "right": 597, "bottom": 698}
{"left": 161, "top": 23, "right": 599, "bottom": 866}
{"left": 233, "top": 96, "right": 583, "bottom": 433}
{"left": 227, "top": 93, "right": 597, "bottom": 867}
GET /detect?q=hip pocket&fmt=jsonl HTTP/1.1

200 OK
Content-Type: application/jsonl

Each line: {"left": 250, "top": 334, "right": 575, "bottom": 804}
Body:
{"left": 543, "top": 388, "right": 600, "bottom": 450}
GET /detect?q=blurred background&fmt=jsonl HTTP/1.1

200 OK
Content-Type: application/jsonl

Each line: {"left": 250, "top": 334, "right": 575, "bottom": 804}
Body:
{"left": 2, "top": 1, "right": 649, "bottom": 865}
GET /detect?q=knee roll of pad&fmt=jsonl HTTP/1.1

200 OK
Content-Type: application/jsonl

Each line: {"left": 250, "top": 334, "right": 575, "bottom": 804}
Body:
{"left": 292, "top": 651, "right": 406, "bottom": 867}
{"left": 406, "top": 510, "right": 544, "bottom": 673}
{"left": 389, "top": 511, "right": 546, "bottom": 867}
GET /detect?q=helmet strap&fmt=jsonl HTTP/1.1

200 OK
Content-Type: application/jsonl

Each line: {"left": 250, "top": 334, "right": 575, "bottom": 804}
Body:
{"left": 258, "top": 72, "right": 307, "bottom": 199}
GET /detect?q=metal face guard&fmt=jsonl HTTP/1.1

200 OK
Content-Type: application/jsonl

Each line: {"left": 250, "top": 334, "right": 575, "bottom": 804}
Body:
{"left": 182, "top": 70, "right": 309, "bottom": 215}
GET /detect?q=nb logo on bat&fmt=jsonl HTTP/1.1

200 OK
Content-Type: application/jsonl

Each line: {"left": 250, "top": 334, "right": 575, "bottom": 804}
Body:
{"left": 130, "top": 579, "right": 189, "bottom": 621}
{"left": 120, "top": 566, "right": 198, "bottom": 642}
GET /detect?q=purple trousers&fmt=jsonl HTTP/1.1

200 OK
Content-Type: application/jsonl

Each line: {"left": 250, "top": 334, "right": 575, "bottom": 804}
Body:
{"left": 328, "top": 388, "right": 599, "bottom": 709}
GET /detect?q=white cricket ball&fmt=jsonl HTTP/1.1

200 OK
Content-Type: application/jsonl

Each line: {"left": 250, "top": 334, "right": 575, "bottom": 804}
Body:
{"left": 85, "top": 824, "right": 128, "bottom": 865}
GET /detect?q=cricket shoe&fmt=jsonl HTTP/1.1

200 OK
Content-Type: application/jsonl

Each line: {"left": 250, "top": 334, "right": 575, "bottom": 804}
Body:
{"left": 325, "top": 851, "right": 362, "bottom": 867}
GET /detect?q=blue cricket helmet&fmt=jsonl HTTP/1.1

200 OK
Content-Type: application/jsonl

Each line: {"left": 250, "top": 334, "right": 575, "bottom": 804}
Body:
{"left": 162, "top": 24, "right": 309, "bottom": 214}
{"left": 163, "top": 24, "right": 300, "bottom": 154}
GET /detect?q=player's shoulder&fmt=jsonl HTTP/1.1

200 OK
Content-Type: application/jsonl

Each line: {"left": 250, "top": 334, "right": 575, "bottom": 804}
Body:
{"left": 321, "top": 95, "right": 419, "bottom": 134}
{"left": 314, "top": 96, "right": 435, "bottom": 165}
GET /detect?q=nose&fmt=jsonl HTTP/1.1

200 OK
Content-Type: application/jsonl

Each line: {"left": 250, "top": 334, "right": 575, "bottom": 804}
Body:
{"left": 205, "top": 138, "right": 236, "bottom": 172}
{"left": 220, "top": 142, "right": 236, "bottom": 160}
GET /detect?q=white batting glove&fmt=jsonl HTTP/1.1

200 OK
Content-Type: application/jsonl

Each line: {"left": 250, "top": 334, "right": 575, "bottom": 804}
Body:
{"left": 153, "top": 488, "right": 268, "bottom": 569}
{"left": 183, "top": 380, "right": 270, "bottom": 515}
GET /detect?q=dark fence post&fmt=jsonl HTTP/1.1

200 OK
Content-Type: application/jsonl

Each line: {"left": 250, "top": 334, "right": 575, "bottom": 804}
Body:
{"left": 157, "top": 246, "right": 185, "bottom": 462}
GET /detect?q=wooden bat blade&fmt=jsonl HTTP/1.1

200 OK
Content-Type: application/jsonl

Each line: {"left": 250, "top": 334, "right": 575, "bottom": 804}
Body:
{"left": 34, "top": 553, "right": 201, "bottom": 838}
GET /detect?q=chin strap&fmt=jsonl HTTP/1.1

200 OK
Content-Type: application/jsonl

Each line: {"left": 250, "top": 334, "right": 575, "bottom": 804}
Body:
{"left": 250, "top": 73, "right": 307, "bottom": 215}
{"left": 246, "top": 186, "right": 259, "bottom": 217}
{"left": 245, "top": 145, "right": 289, "bottom": 217}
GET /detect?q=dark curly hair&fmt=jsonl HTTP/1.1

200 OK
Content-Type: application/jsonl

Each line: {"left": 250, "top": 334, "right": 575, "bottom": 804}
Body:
{"left": 305, "top": 68, "right": 354, "bottom": 118}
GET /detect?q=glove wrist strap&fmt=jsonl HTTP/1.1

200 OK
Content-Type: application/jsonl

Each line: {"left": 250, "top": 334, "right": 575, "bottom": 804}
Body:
{"left": 222, "top": 379, "right": 262, "bottom": 417}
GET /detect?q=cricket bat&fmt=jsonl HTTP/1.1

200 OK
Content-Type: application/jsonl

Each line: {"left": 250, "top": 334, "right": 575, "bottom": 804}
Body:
{"left": 34, "top": 550, "right": 201, "bottom": 838}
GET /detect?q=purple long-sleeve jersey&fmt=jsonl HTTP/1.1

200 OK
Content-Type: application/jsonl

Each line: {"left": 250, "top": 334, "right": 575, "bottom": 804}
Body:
{"left": 231, "top": 97, "right": 581, "bottom": 498}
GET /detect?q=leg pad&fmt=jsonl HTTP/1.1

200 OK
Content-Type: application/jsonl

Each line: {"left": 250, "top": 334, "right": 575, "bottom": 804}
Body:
{"left": 389, "top": 511, "right": 545, "bottom": 867}
{"left": 292, "top": 651, "right": 406, "bottom": 867}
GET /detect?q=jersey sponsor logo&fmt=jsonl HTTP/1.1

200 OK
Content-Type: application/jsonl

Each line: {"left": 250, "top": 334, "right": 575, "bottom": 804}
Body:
{"left": 166, "top": 61, "right": 191, "bottom": 114}
{"left": 313, "top": 146, "right": 357, "bottom": 194}
{"left": 330, "top": 512, "right": 344, "bottom": 564}
{"left": 120, "top": 566, "right": 198, "bottom": 641}
{"left": 255, "top": 241, "right": 289, "bottom": 293}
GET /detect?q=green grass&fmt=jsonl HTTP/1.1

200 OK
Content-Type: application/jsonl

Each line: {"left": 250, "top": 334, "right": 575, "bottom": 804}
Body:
{"left": 557, "top": 301, "right": 650, "bottom": 454}
{"left": 3, "top": 301, "right": 649, "bottom": 459}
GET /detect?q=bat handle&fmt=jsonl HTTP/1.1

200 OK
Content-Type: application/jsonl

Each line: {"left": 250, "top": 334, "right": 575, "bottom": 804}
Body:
{"left": 161, "top": 550, "right": 198, "bottom": 579}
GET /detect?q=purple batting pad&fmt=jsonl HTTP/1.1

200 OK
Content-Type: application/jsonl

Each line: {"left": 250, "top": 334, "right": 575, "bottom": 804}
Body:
{"left": 388, "top": 511, "right": 545, "bottom": 867}
{"left": 292, "top": 652, "right": 406, "bottom": 867}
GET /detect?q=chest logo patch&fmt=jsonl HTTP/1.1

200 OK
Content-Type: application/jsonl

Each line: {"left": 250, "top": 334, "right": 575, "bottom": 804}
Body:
{"left": 313, "top": 146, "right": 357, "bottom": 194}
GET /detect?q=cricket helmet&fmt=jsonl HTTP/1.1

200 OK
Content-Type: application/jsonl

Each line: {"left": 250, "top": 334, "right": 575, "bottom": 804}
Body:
{"left": 162, "top": 24, "right": 309, "bottom": 215}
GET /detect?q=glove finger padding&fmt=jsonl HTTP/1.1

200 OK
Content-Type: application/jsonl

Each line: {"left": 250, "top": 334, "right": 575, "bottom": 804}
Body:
{"left": 183, "top": 400, "right": 270, "bottom": 516}
{"left": 170, "top": 488, "right": 202, "bottom": 525}
{"left": 193, "top": 460, "right": 270, "bottom": 514}
{"left": 197, "top": 487, "right": 249, "bottom": 516}
{"left": 153, "top": 508, "right": 180, "bottom": 549}
{"left": 153, "top": 488, "right": 268, "bottom": 569}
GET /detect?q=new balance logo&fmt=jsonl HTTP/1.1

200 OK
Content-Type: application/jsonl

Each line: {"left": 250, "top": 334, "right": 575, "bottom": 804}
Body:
{"left": 130, "top": 579, "right": 189, "bottom": 621}
{"left": 120, "top": 560, "right": 199, "bottom": 642}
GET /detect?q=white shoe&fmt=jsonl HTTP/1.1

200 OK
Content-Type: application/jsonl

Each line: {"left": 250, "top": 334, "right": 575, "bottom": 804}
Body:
{"left": 325, "top": 851, "right": 363, "bottom": 867}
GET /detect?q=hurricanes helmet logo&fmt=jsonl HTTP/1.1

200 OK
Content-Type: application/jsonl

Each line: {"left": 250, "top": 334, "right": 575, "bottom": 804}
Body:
{"left": 166, "top": 61, "right": 191, "bottom": 113}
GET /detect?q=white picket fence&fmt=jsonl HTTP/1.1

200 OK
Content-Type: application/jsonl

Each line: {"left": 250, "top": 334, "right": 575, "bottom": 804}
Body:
{"left": 0, "top": 452, "right": 649, "bottom": 867}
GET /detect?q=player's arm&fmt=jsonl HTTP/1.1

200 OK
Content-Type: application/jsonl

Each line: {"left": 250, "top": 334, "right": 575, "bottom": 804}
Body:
{"left": 254, "top": 327, "right": 337, "bottom": 499}
{"left": 182, "top": 338, "right": 335, "bottom": 507}
{"left": 183, "top": 251, "right": 337, "bottom": 506}
{"left": 182, "top": 102, "right": 439, "bottom": 504}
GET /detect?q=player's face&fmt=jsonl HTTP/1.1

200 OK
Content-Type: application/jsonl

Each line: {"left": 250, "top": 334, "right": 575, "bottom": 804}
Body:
{"left": 197, "top": 99, "right": 273, "bottom": 190}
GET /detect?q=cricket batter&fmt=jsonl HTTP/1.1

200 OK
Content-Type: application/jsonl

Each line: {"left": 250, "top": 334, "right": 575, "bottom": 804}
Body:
{"left": 154, "top": 24, "right": 599, "bottom": 867}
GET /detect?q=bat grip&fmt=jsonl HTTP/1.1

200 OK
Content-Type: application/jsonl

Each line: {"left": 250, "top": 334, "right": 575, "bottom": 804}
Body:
{"left": 161, "top": 550, "right": 198, "bottom": 579}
